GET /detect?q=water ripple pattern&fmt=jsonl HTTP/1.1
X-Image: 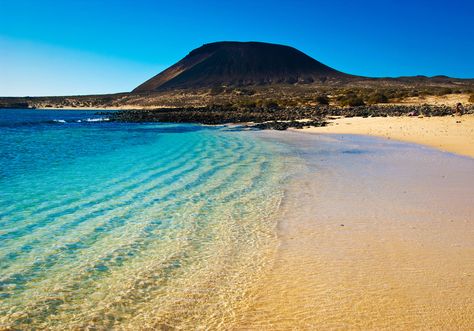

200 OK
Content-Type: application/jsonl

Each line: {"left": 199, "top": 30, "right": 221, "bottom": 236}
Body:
{"left": 0, "top": 109, "right": 289, "bottom": 329}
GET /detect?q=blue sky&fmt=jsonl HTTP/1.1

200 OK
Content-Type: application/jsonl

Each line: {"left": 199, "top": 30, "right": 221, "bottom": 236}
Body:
{"left": 1, "top": 0, "right": 473, "bottom": 96}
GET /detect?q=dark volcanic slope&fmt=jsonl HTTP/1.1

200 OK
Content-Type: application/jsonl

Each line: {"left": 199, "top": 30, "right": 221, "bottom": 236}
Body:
{"left": 133, "top": 41, "right": 351, "bottom": 92}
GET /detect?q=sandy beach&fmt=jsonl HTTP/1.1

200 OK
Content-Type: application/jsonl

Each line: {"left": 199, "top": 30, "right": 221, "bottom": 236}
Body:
{"left": 294, "top": 114, "right": 474, "bottom": 158}
{"left": 240, "top": 132, "right": 474, "bottom": 329}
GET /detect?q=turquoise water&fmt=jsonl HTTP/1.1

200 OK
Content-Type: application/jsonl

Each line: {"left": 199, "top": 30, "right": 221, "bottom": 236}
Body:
{"left": 0, "top": 109, "right": 290, "bottom": 329}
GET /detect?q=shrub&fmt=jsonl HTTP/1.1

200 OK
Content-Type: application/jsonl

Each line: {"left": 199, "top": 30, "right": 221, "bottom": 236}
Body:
{"left": 367, "top": 93, "right": 389, "bottom": 104}
{"left": 435, "top": 87, "right": 453, "bottom": 96}
{"left": 315, "top": 95, "right": 330, "bottom": 105}
{"left": 264, "top": 100, "right": 279, "bottom": 109}
{"left": 469, "top": 94, "right": 474, "bottom": 103}
{"left": 340, "top": 96, "right": 365, "bottom": 107}
{"left": 337, "top": 92, "right": 365, "bottom": 107}
{"left": 256, "top": 99, "right": 279, "bottom": 109}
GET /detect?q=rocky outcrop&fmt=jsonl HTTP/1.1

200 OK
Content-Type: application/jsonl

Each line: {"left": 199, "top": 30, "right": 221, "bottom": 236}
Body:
{"left": 110, "top": 104, "right": 473, "bottom": 130}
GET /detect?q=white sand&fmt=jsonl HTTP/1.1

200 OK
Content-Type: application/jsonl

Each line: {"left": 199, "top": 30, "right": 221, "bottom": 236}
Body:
{"left": 295, "top": 114, "right": 474, "bottom": 158}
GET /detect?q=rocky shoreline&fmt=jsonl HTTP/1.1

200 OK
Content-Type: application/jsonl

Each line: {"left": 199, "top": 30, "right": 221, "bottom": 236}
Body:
{"left": 109, "top": 104, "right": 474, "bottom": 130}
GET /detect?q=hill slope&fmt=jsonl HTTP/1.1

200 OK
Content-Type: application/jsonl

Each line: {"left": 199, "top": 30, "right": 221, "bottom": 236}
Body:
{"left": 133, "top": 41, "right": 350, "bottom": 92}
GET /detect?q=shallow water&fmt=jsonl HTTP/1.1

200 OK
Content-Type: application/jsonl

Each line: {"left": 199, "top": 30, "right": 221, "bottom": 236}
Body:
{"left": 243, "top": 131, "right": 474, "bottom": 330}
{"left": 0, "top": 109, "right": 292, "bottom": 329}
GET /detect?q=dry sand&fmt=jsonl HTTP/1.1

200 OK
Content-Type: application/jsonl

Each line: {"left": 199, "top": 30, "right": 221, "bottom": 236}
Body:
{"left": 241, "top": 132, "right": 474, "bottom": 329}
{"left": 295, "top": 114, "right": 474, "bottom": 158}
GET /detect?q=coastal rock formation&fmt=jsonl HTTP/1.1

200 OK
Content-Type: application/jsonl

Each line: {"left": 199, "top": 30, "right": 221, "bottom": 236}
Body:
{"left": 133, "top": 41, "right": 351, "bottom": 92}
{"left": 110, "top": 104, "right": 474, "bottom": 130}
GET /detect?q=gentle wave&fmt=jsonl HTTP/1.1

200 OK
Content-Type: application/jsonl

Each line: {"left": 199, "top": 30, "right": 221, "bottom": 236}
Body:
{"left": 0, "top": 118, "right": 110, "bottom": 127}
{"left": 53, "top": 117, "right": 110, "bottom": 123}
{"left": 82, "top": 117, "right": 110, "bottom": 122}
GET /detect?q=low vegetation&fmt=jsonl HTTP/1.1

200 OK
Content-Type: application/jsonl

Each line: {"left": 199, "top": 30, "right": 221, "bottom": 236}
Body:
{"left": 2, "top": 82, "right": 473, "bottom": 114}
{"left": 337, "top": 92, "right": 365, "bottom": 107}
{"left": 315, "top": 95, "right": 330, "bottom": 105}
{"left": 435, "top": 87, "right": 453, "bottom": 96}
{"left": 366, "top": 92, "right": 389, "bottom": 104}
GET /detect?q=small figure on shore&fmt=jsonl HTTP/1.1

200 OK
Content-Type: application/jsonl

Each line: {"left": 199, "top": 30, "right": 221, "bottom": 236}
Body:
{"left": 455, "top": 103, "right": 464, "bottom": 116}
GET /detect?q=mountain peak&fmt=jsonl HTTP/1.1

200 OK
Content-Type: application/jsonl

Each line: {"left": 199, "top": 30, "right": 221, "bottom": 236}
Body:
{"left": 133, "top": 41, "right": 350, "bottom": 92}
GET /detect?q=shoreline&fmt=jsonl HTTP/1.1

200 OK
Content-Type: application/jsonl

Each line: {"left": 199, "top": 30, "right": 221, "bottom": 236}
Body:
{"left": 240, "top": 131, "right": 474, "bottom": 329}
{"left": 293, "top": 114, "right": 474, "bottom": 158}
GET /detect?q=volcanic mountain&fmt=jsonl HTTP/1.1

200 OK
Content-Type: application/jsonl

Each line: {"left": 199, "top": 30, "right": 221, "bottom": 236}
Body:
{"left": 133, "top": 41, "right": 351, "bottom": 92}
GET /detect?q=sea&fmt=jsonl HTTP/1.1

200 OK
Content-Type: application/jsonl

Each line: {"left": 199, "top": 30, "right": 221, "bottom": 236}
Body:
{"left": 0, "top": 108, "right": 296, "bottom": 329}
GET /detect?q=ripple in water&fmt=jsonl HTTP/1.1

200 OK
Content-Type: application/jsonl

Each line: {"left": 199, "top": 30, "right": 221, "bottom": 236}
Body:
{"left": 0, "top": 109, "right": 292, "bottom": 329}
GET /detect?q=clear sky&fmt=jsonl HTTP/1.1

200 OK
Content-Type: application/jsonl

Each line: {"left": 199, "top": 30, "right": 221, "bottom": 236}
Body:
{"left": 1, "top": 0, "right": 473, "bottom": 96}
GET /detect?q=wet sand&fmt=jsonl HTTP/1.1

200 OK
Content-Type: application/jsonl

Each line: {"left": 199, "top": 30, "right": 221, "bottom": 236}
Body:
{"left": 295, "top": 115, "right": 474, "bottom": 158}
{"left": 241, "top": 132, "right": 474, "bottom": 329}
